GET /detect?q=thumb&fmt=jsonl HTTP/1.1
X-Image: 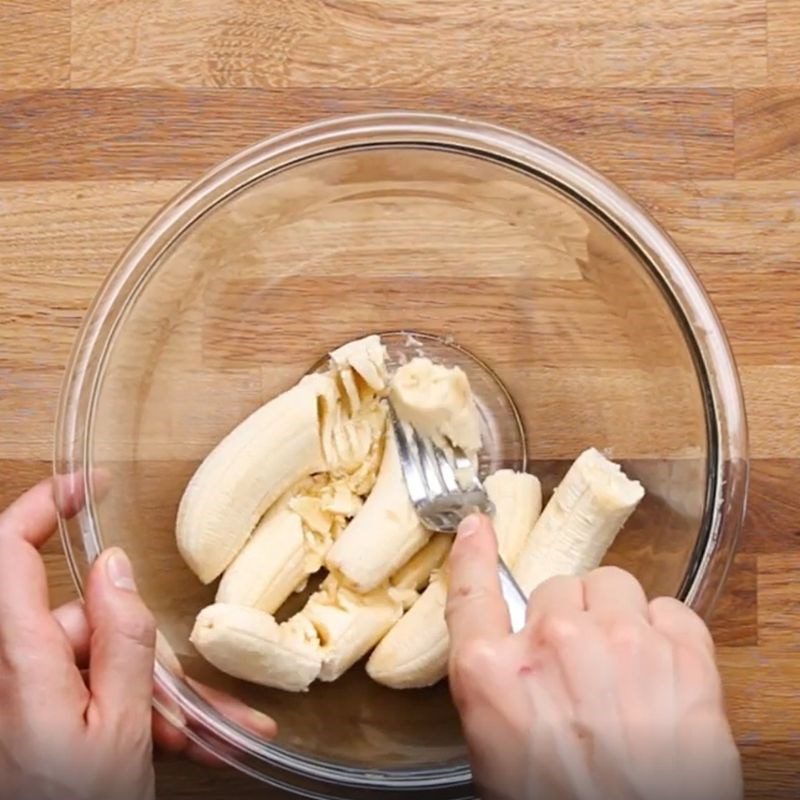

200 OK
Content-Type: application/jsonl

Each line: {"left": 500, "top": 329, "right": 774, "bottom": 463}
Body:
{"left": 445, "top": 513, "right": 510, "bottom": 649}
{"left": 84, "top": 547, "right": 156, "bottom": 727}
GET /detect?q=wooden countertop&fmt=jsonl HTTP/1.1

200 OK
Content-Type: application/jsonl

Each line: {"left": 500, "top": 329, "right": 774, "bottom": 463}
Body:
{"left": 1, "top": 2, "right": 799, "bottom": 798}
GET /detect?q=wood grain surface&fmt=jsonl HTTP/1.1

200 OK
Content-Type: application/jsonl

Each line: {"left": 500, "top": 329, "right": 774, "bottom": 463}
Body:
{"left": 1, "top": 2, "right": 799, "bottom": 798}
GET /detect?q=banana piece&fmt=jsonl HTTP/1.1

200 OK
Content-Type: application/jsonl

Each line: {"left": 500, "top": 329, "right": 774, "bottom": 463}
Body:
{"left": 177, "top": 335, "right": 387, "bottom": 585}
{"left": 216, "top": 503, "right": 307, "bottom": 614}
{"left": 190, "top": 603, "right": 322, "bottom": 692}
{"left": 325, "top": 433, "right": 431, "bottom": 592}
{"left": 215, "top": 475, "right": 364, "bottom": 613}
{"left": 329, "top": 335, "right": 387, "bottom": 396}
{"left": 194, "top": 534, "right": 451, "bottom": 692}
{"left": 304, "top": 533, "right": 452, "bottom": 683}
{"left": 514, "top": 447, "right": 644, "bottom": 595}
{"left": 389, "top": 357, "right": 481, "bottom": 453}
{"left": 176, "top": 373, "right": 333, "bottom": 584}
{"left": 366, "top": 470, "right": 542, "bottom": 689}
{"left": 390, "top": 532, "right": 451, "bottom": 601}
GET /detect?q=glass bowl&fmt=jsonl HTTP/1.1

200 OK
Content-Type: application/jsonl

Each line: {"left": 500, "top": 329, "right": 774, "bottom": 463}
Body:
{"left": 56, "top": 112, "right": 748, "bottom": 799}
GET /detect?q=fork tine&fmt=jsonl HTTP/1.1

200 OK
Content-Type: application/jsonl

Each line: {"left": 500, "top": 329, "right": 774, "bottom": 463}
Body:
{"left": 412, "top": 428, "right": 447, "bottom": 498}
{"left": 432, "top": 442, "right": 460, "bottom": 493}
{"left": 452, "top": 446, "right": 483, "bottom": 491}
{"left": 388, "top": 404, "right": 428, "bottom": 507}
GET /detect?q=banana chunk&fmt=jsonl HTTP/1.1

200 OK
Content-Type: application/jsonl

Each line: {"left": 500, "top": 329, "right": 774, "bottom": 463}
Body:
{"left": 325, "top": 358, "right": 483, "bottom": 592}
{"left": 366, "top": 470, "right": 542, "bottom": 689}
{"left": 177, "top": 374, "right": 333, "bottom": 584}
{"left": 216, "top": 475, "right": 367, "bottom": 614}
{"left": 389, "top": 357, "right": 481, "bottom": 453}
{"left": 325, "top": 434, "right": 430, "bottom": 593}
{"left": 176, "top": 335, "right": 387, "bottom": 585}
{"left": 216, "top": 503, "right": 307, "bottom": 614}
{"left": 514, "top": 447, "right": 644, "bottom": 595}
{"left": 304, "top": 533, "right": 451, "bottom": 683}
{"left": 190, "top": 603, "right": 322, "bottom": 692}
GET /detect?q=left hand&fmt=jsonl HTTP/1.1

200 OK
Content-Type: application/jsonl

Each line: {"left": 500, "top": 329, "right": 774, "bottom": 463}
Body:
{"left": 0, "top": 476, "right": 276, "bottom": 800}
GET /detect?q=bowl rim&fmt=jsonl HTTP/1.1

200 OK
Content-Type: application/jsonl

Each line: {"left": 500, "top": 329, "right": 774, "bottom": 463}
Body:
{"left": 55, "top": 110, "right": 749, "bottom": 798}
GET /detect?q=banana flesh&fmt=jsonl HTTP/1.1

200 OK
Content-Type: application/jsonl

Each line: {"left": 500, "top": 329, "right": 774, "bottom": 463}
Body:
{"left": 190, "top": 603, "right": 322, "bottom": 692}
{"left": 216, "top": 474, "right": 365, "bottom": 613}
{"left": 514, "top": 447, "right": 644, "bottom": 595}
{"left": 324, "top": 433, "right": 431, "bottom": 593}
{"left": 181, "top": 331, "right": 647, "bottom": 694}
{"left": 388, "top": 357, "right": 481, "bottom": 452}
{"left": 366, "top": 470, "right": 542, "bottom": 689}
{"left": 190, "top": 534, "right": 451, "bottom": 692}
{"left": 176, "top": 334, "right": 387, "bottom": 584}
{"left": 216, "top": 502, "right": 307, "bottom": 614}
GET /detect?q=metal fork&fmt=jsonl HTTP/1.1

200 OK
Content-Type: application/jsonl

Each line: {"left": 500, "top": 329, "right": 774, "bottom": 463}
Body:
{"left": 388, "top": 403, "right": 528, "bottom": 632}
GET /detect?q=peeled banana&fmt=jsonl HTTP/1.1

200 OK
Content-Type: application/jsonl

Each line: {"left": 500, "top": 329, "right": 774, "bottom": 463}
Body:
{"left": 176, "top": 335, "right": 387, "bottom": 584}
{"left": 514, "top": 447, "right": 644, "bottom": 595}
{"left": 190, "top": 603, "right": 322, "bottom": 692}
{"left": 388, "top": 357, "right": 482, "bottom": 452}
{"left": 180, "top": 331, "right": 647, "bottom": 695}
{"left": 324, "top": 434, "right": 431, "bottom": 593}
{"left": 190, "top": 534, "right": 452, "bottom": 692}
{"left": 366, "top": 470, "right": 542, "bottom": 689}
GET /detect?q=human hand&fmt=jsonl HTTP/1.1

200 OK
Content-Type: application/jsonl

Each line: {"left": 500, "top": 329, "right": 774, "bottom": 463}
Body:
{"left": 0, "top": 476, "right": 276, "bottom": 800}
{"left": 444, "top": 514, "right": 743, "bottom": 800}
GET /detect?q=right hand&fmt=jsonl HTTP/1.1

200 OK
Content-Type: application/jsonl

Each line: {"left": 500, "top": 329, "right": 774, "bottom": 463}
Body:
{"left": 444, "top": 513, "right": 743, "bottom": 800}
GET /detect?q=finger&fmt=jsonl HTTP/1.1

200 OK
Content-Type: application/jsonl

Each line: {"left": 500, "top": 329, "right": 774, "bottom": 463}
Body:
{"left": 0, "top": 475, "right": 76, "bottom": 549}
{"left": 445, "top": 514, "right": 510, "bottom": 648}
{"left": 0, "top": 473, "right": 95, "bottom": 644}
{"left": 84, "top": 548, "right": 156, "bottom": 731}
{"left": 152, "top": 679, "right": 276, "bottom": 767}
{"left": 187, "top": 678, "right": 277, "bottom": 740}
{"left": 649, "top": 596, "right": 715, "bottom": 655}
{"left": 525, "top": 574, "right": 586, "bottom": 623}
{"left": 582, "top": 566, "right": 650, "bottom": 623}
{"left": 52, "top": 599, "right": 91, "bottom": 668}
{"left": 0, "top": 479, "right": 78, "bottom": 673}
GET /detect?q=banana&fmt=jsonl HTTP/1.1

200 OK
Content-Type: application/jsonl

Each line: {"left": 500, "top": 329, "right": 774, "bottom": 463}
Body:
{"left": 176, "top": 335, "right": 387, "bottom": 585}
{"left": 366, "top": 470, "right": 542, "bottom": 689}
{"left": 324, "top": 431, "right": 433, "bottom": 592}
{"left": 183, "top": 331, "right": 646, "bottom": 695}
{"left": 514, "top": 447, "right": 644, "bottom": 595}
{"left": 216, "top": 474, "right": 367, "bottom": 613}
{"left": 325, "top": 356, "right": 483, "bottom": 592}
{"left": 176, "top": 374, "right": 334, "bottom": 584}
{"left": 215, "top": 503, "right": 307, "bottom": 614}
{"left": 190, "top": 603, "right": 322, "bottom": 692}
{"left": 389, "top": 357, "right": 481, "bottom": 452}
{"left": 192, "top": 534, "right": 451, "bottom": 692}
{"left": 298, "top": 532, "right": 452, "bottom": 683}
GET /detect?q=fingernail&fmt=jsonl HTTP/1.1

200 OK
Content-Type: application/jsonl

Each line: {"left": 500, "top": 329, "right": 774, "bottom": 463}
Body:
{"left": 457, "top": 514, "right": 480, "bottom": 539}
{"left": 106, "top": 548, "right": 137, "bottom": 591}
{"left": 249, "top": 709, "right": 276, "bottom": 733}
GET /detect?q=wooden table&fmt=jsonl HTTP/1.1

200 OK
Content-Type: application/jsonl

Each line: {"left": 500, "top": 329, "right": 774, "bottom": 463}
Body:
{"left": 2, "top": 2, "right": 799, "bottom": 797}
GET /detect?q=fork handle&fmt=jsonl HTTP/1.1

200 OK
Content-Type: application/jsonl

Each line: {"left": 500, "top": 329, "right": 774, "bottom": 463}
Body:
{"left": 497, "top": 558, "right": 529, "bottom": 633}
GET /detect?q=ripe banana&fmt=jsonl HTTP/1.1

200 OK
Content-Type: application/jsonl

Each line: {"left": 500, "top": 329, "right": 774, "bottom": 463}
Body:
{"left": 325, "top": 356, "right": 483, "bottom": 592}
{"left": 216, "top": 474, "right": 368, "bottom": 613}
{"left": 366, "top": 470, "right": 542, "bottom": 689}
{"left": 183, "top": 330, "right": 647, "bottom": 695}
{"left": 190, "top": 603, "right": 322, "bottom": 692}
{"left": 191, "top": 534, "right": 451, "bottom": 692}
{"left": 514, "top": 447, "right": 644, "bottom": 595}
{"left": 176, "top": 335, "right": 387, "bottom": 584}
{"left": 324, "top": 433, "right": 431, "bottom": 593}
{"left": 216, "top": 502, "right": 308, "bottom": 614}
{"left": 388, "top": 357, "right": 482, "bottom": 453}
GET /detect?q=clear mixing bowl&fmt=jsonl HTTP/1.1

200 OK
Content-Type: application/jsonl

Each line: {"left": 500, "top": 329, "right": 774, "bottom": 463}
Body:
{"left": 56, "top": 112, "right": 748, "bottom": 800}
